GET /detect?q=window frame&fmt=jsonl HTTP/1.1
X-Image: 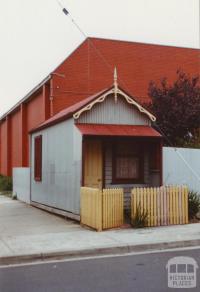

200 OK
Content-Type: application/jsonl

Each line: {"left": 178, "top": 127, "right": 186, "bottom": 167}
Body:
{"left": 34, "top": 135, "right": 42, "bottom": 182}
{"left": 112, "top": 141, "right": 144, "bottom": 184}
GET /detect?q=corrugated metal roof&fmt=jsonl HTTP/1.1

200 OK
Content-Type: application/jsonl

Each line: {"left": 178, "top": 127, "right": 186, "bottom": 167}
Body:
{"left": 1, "top": 37, "right": 199, "bottom": 121}
{"left": 0, "top": 75, "right": 51, "bottom": 121}
{"left": 30, "top": 85, "right": 156, "bottom": 133}
{"left": 76, "top": 124, "right": 162, "bottom": 137}
{"left": 29, "top": 87, "right": 111, "bottom": 133}
{"left": 30, "top": 85, "right": 157, "bottom": 134}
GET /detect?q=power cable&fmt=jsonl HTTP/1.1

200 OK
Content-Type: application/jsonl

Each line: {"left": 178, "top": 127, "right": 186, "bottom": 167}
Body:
{"left": 55, "top": 0, "right": 139, "bottom": 97}
{"left": 154, "top": 122, "right": 200, "bottom": 184}
{"left": 56, "top": 0, "right": 200, "bottom": 186}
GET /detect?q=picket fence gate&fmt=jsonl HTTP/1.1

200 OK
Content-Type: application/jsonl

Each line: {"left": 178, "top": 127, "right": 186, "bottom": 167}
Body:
{"left": 80, "top": 187, "right": 124, "bottom": 231}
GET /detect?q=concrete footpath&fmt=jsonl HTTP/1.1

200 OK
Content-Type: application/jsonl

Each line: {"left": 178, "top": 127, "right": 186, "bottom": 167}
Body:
{"left": 0, "top": 195, "right": 200, "bottom": 265}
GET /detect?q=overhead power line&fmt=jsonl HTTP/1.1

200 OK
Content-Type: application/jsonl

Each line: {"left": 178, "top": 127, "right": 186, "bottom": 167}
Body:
{"left": 55, "top": 0, "right": 139, "bottom": 96}
{"left": 154, "top": 122, "right": 200, "bottom": 184}
{"left": 55, "top": 0, "right": 200, "bottom": 186}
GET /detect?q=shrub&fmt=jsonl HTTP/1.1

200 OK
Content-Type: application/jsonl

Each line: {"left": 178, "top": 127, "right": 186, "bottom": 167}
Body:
{"left": 131, "top": 203, "right": 148, "bottom": 228}
{"left": 0, "top": 175, "right": 13, "bottom": 192}
{"left": 12, "top": 192, "right": 17, "bottom": 200}
{"left": 188, "top": 191, "right": 200, "bottom": 220}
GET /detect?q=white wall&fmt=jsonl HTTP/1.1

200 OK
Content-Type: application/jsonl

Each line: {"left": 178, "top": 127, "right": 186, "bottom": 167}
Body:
{"left": 163, "top": 147, "right": 200, "bottom": 193}
{"left": 13, "top": 167, "right": 30, "bottom": 203}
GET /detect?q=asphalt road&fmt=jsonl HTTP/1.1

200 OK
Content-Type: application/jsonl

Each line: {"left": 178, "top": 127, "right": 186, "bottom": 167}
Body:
{"left": 0, "top": 248, "right": 200, "bottom": 292}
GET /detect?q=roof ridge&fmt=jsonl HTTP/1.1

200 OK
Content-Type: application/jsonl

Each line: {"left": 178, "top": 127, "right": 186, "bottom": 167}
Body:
{"left": 88, "top": 36, "right": 199, "bottom": 51}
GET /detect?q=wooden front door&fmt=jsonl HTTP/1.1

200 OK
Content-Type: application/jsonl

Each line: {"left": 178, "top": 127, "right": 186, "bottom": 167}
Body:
{"left": 84, "top": 139, "right": 103, "bottom": 189}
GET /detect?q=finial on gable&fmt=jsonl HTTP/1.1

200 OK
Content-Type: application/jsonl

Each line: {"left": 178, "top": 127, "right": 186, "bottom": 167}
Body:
{"left": 113, "top": 67, "right": 118, "bottom": 103}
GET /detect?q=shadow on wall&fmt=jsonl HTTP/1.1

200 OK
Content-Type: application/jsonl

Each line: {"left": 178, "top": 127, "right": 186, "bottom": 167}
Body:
{"left": 163, "top": 147, "right": 200, "bottom": 194}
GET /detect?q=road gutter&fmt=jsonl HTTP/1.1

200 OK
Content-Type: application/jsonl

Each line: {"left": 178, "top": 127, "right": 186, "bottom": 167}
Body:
{"left": 1, "top": 239, "right": 200, "bottom": 266}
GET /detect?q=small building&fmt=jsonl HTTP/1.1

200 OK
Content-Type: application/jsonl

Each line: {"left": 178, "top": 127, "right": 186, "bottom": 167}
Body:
{"left": 30, "top": 73, "right": 162, "bottom": 219}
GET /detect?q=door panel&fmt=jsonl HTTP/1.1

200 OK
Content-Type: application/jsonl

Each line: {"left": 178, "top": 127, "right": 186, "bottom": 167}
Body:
{"left": 84, "top": 140, "right": 103, "bottom": 189}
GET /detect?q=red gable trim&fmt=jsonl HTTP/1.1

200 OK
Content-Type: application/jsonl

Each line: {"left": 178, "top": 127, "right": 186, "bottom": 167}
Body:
{"left": 76, "top": 124, "right": 162, "bottom": 138}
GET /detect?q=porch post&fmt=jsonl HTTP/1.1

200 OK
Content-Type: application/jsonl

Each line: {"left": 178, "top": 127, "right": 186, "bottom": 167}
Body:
{"left": 102, "top": 139, "right": 106, "bottom": 189}
{"left": 81, "top": 138, "right": 85, "bottom": 187}
{"left": 159, "top": 139, "right": 163, "bottom": 186}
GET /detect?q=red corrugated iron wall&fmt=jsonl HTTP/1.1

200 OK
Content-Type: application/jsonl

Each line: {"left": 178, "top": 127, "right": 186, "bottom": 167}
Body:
{"left": 0, "top": 120, "right": 8, "bottom": 175}
{"left": 0, "top": 84, "right": 50, "bottom": 176}
{"left": 51, "top": 38, "right": 199, "bottom": 114}
{"left": 0, "top": 38, "right": 199, "bottom": 176}
{"left": 26, "top": 92, "right": 45, "bottom": 131}
{"left": 11, "top": 109, "right": 21, "bottom": 168}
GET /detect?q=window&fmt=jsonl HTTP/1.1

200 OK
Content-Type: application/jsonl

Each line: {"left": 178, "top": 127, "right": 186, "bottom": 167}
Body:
{"left": 112, "top": 141, "right": 143, "bottom": 183}
{"left": 34, "top": 135, "right": 42, "bottom": 181}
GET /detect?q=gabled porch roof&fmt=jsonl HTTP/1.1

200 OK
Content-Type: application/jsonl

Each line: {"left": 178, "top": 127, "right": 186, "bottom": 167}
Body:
{"left": 30, "top": 84, "right": 156, "bottom": 134}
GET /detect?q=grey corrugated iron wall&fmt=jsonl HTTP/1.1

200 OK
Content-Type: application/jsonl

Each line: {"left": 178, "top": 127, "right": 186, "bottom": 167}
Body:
{"left": 163, "top": 147, "right": 200, "bottom": 193}
{"left": 31, "top": 118, "right": 82, "bottom": 215}
{"left": 77, "top": 95, "right": 150, "bottom": 125}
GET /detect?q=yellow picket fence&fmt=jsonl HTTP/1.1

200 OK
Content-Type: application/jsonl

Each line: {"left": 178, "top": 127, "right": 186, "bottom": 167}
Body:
{"left": 81, "top": 187, "right": 124, "bottom": 231}
{"left": 81, "top": 187, "right": 102, "bottom": 231}
{"left": 102, "top": 189, "right": 124, "bottom": 229}
{"left": 131, "top": 186, "right": 188, "bottom": 227}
